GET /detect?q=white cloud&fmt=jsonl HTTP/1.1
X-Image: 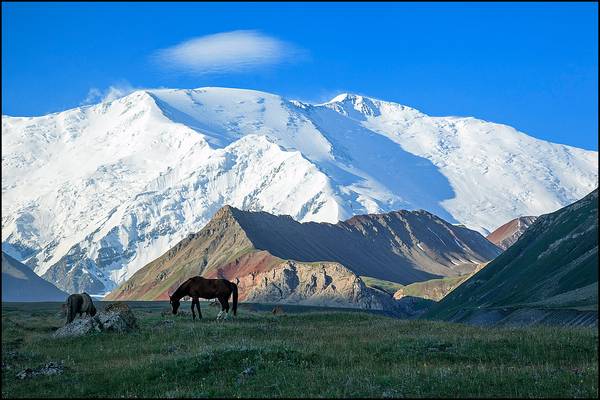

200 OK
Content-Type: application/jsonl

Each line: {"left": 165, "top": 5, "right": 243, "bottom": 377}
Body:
{"left": 82, "top": 82, "right": 139, "bottom": 105}
{"left": 153, "top": 30, "right": 304, "bottom": 75}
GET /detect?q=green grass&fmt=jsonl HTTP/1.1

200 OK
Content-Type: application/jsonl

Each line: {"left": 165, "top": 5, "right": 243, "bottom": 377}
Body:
{"left": 400, "top": 275, "right": 468, "bottom": 300}
{"left": 361, "top": 276, "right": 404, "bottom": 295}
{"left": 361, "top": 275, "right": 473, "bottom": 302}
{"left": 2, "top": 302, "right": 598, "bottom": 398}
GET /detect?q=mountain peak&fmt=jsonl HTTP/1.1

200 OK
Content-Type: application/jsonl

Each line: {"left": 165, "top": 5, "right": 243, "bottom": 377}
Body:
{"left": 327, "top": 93, "right": 358, "bottom": 103}
{"left": 321, "top": 92, "right": 425, "bottom": 120}
{"left": 213, "top": 204, "right": 238, "bottom": 220}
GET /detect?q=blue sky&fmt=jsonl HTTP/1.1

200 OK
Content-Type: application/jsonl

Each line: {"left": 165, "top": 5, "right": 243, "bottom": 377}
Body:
{"left": 2, "top": 2, "right": 598, "bottom": 150}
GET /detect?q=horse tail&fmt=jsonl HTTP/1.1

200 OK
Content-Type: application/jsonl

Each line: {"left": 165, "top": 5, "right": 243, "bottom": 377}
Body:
{"left": 231, "top": 282, "right": 238, "bottom": 316}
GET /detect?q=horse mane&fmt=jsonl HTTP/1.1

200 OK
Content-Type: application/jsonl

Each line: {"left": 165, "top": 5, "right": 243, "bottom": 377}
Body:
{"left": 171, "top": 278, "right": 191, "bottom": 300}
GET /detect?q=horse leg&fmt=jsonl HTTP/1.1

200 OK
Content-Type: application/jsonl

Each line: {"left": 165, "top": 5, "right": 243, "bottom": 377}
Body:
{"left": 217, "top": 297, "right": 228, "bottom": 321}
{"left": 195, "top": 298, "right": 202, "bottom": 319}
{"left": 223, "top": 297, "right": 230, "bottom": 320}
{"left": 190, "top": 299, "right": 196, "bottom": 320}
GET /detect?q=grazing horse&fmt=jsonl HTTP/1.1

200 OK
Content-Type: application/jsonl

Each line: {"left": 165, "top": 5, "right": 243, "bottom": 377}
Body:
{"left": 65, "top": 292, "right": 97, "bottom": 324}
{"left": 169, "top": 276, "right": 238, "bottom": 321}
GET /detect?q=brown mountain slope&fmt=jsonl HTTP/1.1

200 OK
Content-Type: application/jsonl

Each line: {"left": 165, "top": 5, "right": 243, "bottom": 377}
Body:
{"left": 486, "top": 216, "right": 538, "bottom": 250}
{"left": 106, "top": 206, "right": 500, "bottom": 306}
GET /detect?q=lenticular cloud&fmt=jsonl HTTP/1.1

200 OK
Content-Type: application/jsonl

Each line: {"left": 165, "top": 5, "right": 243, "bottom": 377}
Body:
{"left": 153, "top": 30, "right": 301, "bottom": 74}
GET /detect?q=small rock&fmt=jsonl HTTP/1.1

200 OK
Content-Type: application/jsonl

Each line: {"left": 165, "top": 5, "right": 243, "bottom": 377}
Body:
{"left": 571, "top": 367, "right": 584, "bottom": 376}
{"left": 16, "top": 362, "right": 64, "bottom": 379}
{"left": 4, "top": 350, "right": 19, "bottom": 360}
{"left": 236, "top": 366, "right": 256, "bottom": 384}
{"left": 101, "top": 303, "right": 139, "bottom": 332}
{"left": 38, "top": 362, "right": 64, "bottom": 376}
{"left": 16, "top": 368, "right": 34, "bottom": 380}
{"left": 161, "top": 309, "right": 172, "bottom": 317}
{"left": 97, "top": 305, "right": 138, "bottom": 333}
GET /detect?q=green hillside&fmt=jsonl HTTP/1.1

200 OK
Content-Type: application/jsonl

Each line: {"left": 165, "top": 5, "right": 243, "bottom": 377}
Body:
{"left": 426, "top": 189, "right": 598, "bottom": 322}
{"left": 398, "top": 275, "right": 472, "bottom": 301}
{"left": 360, "top": 276, "right": 405, "bottom": 294}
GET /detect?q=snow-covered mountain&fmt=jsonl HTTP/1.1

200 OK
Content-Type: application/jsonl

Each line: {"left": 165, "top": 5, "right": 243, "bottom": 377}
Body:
{"left": 2, "top": 87, "right": 597, "bottom": 294}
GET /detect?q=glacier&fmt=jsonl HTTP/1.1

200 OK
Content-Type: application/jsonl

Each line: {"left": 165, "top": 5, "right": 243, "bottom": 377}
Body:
{"left": 2, "top": 87, "right": 597, "bottom": 294}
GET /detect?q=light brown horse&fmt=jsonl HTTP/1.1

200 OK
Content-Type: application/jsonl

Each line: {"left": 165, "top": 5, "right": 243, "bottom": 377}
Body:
{"left": 169, "top": 276, "right": 238, "bottom": 321}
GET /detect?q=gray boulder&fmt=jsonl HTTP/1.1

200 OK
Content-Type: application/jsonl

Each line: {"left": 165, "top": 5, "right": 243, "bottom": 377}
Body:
{"left": 98, "top": 303, "right": 139, "bottom": 332}
{"left": 53, "top": 303, "right": 138, "bottom": 338}
{"left": 53, "top": 316, "right": 102, "bottom": 338}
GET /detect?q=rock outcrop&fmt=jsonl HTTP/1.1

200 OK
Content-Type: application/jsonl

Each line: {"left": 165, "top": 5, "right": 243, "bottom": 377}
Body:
{"left": 237, "top": 260, "right": 390, "bottom": 310}
{"left": 53, "top": 303, "right": 138, "bottom": 338}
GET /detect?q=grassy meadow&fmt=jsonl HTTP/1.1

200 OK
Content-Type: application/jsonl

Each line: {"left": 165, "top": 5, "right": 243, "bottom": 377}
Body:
{"left": 1, "top": 301, "right": 598, "bottom": 398}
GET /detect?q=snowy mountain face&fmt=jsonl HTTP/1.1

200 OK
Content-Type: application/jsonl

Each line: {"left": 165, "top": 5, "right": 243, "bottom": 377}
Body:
{"left": 2, "top": 88, "right": 598, "bottom": 294}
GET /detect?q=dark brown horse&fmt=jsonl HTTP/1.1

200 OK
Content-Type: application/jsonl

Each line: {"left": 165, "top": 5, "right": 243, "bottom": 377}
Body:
{"left": 65, "top": 292, "right": 97, "bottom": 324}
{"left": 169, "top": 276, "right": 238, "bottom": 321}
